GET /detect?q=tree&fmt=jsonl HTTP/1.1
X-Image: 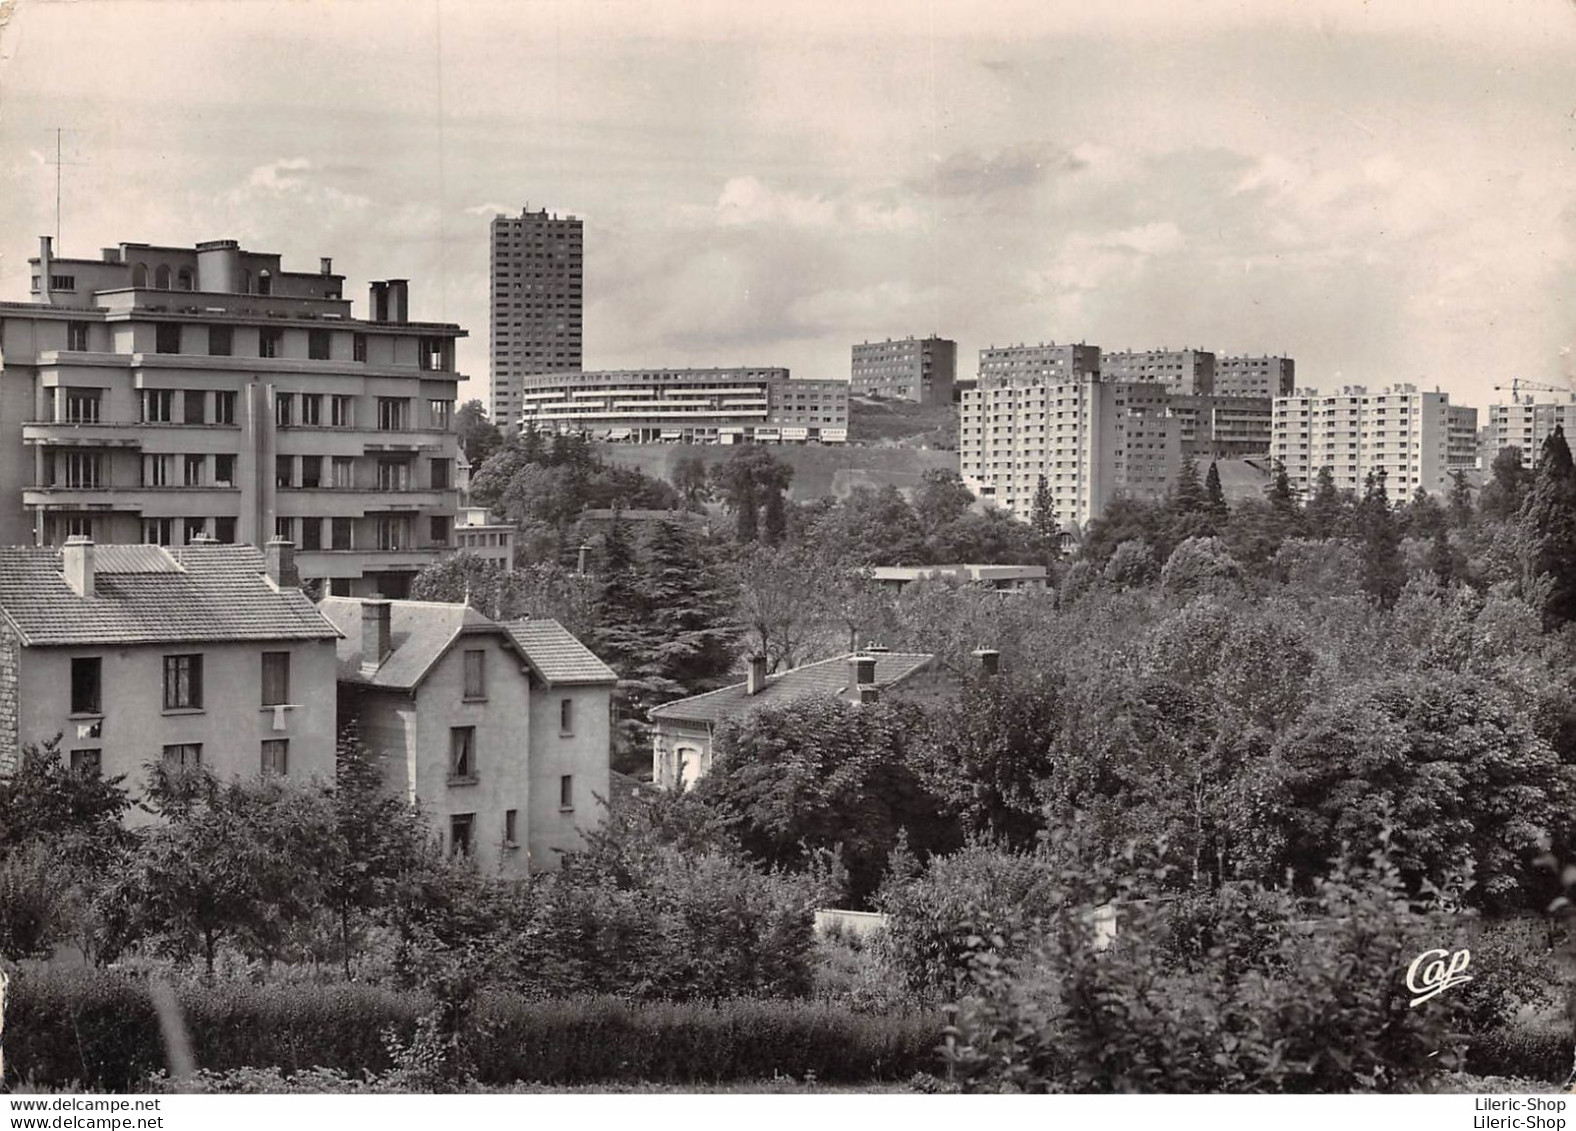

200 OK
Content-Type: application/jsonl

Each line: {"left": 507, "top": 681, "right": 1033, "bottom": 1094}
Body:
{"left": 1030, "top": 475, "right": 1057, "bottom": 539}
{"left": 1204, "top": 461, "right": 1228, "bottom": 521}
{"left": 1519, "top": 425, "right": 1576, "bottom": 628}
{"left": 699, "top": 695, "right": 957, "bottom": 906}
{"left": 672, "top": 455, "right": 712, "bottom": 510}
{"left": 455, "top": 400, "right": 503, "bottom": 467}
{"left": 1173, "top": 453, "right": 1205, "bottom": 515}
{"left": 1305, "top": 466, "right": 1345, "bottom": 539}
{"left": 639, "top": 517, "right": 739, "bottom": 691}
{"left": 1448, "top": 469, "right": 1475, "bottom": 529}
{"left": 914, "top": 469, "right": 976, "bottom": 538}
{"left": 1266, "top": 460, "right": 1296, "bottom": 514}
{"left": 1356, "top": 469, "right": 1404, "bottom": 608}
{"left": 1479, "top": 447, "right": 1533, "bottom": 522}
{"left": 729, "top": 544, "right": 844, "bottom": 672}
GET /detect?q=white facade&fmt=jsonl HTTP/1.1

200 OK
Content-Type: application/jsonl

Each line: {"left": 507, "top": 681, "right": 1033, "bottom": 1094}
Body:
{"left": 1272, "top": 384, "right": 1452, "bottom": 498}
{"left": 1488, "top": 401, "right": 1576, "bottom": 468}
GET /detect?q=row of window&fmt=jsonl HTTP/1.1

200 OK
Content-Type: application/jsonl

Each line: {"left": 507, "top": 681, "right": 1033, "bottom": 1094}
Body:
{"left": 136, "top": 323, "right": 450, "bottom": 370}
{"left": 69, "top": 651, "right": 291, "bottom": 716}
{"left": 69, "top": 740, "right": 290, "bottom": 778}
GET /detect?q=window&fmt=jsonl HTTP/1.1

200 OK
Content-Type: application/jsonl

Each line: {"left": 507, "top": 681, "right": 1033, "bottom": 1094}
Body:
{"left": 429, "top": 400, "right": 453, "bottom": 429}
{"left": 184, "top": 518, "right": 208, "bottom": 544}
{"left": 376, "top": 515, "right": 409, "bottom": 551}
{"left": 377, "top": 398, "right": 407, "bottom": 431}
{"left": 331, "top": 517, "right": 353, "bottom": 550}
{"left": 208, "top": 325, "right": 232, "bottom": 357}
{"left": 559, "top": 774, "right": 574, "bottom": 811}
{"left": 261, "top": 651, "right": 290, "bottom": 707}
{"left": 559, "top": 697, "right": 573, "bottom": 736}
{"left": 504, "top": 808, "right": 518, "bottom": 848}
{"left": 331, "top": 396, "right": 354, "bottom": 428}
{"left": 54, "top": 450, "right": 103, "bottom": 488}
{"left": 143, "top": 389, "right": 175, "bottom": 423}
{"left": 215, "top": 517, "right": 237, "bottom": 543}
{"left": 300, "top": 517, "right": 322, "bottom": 551}
{"left": 429, "top": 516, "right": 450, "bottom": 545}
{"left": 64, "top": 388, "right": 101, "bottom": 423}
{"left": 143, "top": 455, "right": 173, "bottom": 487}
{"left": 183, "top": 455, "right": 206, "bottom": 487}
{"left": 156, "top": 323, "right": 182, "bottom": 354}
{"left": 430, "top": 458, "right": 451, "bottom": 490}
{"left": 450, "top": 813, "right": 474, "bottom": 858}
{"left": 70, "top": 657, "right": 102, "bottom": 715}
{"left": 353, "top": 333, "right": 367, "bottom": 363}
{"left": 449, "top": 727, "right": 477, "bottom": 781}
{"left": 376, "top": 460, "right": 409, "bottom": 491}
{"left": 143, "top": 518, "right": 173, "bottom": 546}
{"left": 463, "top": 650, "right": 486, "bottom": 699}
{"left": 70, "top": 749, "right": 102, "bottom": 776}
{"left": 275, "top": 393, "right": 293, "bottom": 427}
{"left": 300, "top": 456, "right": 322, "bottom": 489}
{"left": 301, "top": 394, "right": 323, "bottom": 426}
{"left": 259, "top": 328, "right": 282, "bottom": 359}
{"left": 67, "top": 322, "right": 89, "bottom": 351}
{"left": 308, "top": 329, "right": 331, "bottom": 360}
{"left": 163, "top": 654, "right": 203, "bottom": 710}
{"left": 214, "top": 454, "right": 236, "bottom": 486}
{"left": 51, "top": 274, "right": 76, "bottom": 291}
{"left": 162, "top": 743, "right": 202, "bottom": 770}
{"left": 275, "top": 456, "right": 294, "bottom": 488}
{"left": 183, "top": 390, "right": 206, "bottom": 424}
{"left": 275, "top": 517, "right": 295, "bottom": 543}
{"left": 214, "top": 391, "right": 237, "bottom": 425}
{"left": 261, "top": 739, "right": 288, "bottom": 776}
{"left": 332, "top": 457, "right": 355, "bottom": 488}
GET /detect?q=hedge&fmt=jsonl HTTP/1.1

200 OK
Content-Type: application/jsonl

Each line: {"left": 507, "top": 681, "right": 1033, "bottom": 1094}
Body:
{"left": 1463, "top": 1027, "right": 1572, "bottom": 1084}
{"left": 4, "top": 970, "right": 941, "bottom": 1091}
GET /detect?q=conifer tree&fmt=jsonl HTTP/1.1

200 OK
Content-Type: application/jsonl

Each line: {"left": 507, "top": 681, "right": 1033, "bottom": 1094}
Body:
{"left": 1030, "top": 475, "right": 1056, "bottom": 539}
{"left": 1173, "top": 452, "right": 1205, "bottom": 513}
{"left": 1520, "top": 424, "right": 1576, "bottom": 627}
{"left": 1448, "top": 469, "right": 1475, "bottom": 529}
{"left": 1306, "top": 466, "right": 1344, "bottom": 539}
{"left": 1357, "top": 468, "right": 1404, "bottom": 608}
{"left": 1204, "top": 461, "right": 1228, "bottom": 520}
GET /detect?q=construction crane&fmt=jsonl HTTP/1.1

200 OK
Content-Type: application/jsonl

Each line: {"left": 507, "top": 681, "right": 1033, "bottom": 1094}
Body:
{"left": 1493, "top": 378, "right": 1576, "bottom": 405}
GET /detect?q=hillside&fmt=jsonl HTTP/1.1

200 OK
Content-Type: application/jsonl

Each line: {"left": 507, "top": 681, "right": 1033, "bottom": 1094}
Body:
{"left": 594, "top": 442, "right": 959, "bottom": 502}
{"left": 848, "top": 397, "right": 958, "bottom": 449}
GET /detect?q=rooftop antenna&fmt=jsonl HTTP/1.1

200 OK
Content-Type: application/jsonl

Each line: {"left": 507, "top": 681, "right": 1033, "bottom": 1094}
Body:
{"left": 47, "top": 128, "right": 85, "bottom": 248}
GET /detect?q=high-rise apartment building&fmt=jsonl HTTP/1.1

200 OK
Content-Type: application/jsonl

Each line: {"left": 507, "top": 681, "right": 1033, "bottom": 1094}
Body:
{"left": 1216, "top": 355, "right": 1296, "bottom": 398}
{"left": 959, "top": 369, "right": 1178, "bottom": 532}
{"left": 0, "top": 236, "right": 465, "bottom": 598}
{"left": 1487, "top": 400, "right": 1576, "bottom": 468}
{"left": 1447, "top": 404, "right": 1480, "bottom": 471}
{"left": 1100, "top": 348, "right": 1216, "bottom": 395}
{"left": 490, "top": 208, "right": 583, "bottom": 428}
{"left": 849, "top": 336, "right": 957, "bottom": 404}
{"left": 1271, "top": 384, "right": 1452, "bottom": 499}
{"left": 516, "top": 368, "right": 848, "bottom": 444}
{"left": 977, "top": 342, "right": 1102, "bottom": 384}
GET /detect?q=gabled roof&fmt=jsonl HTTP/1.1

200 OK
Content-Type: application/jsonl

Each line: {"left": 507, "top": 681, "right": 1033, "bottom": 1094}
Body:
{"left": 500, "top": 619, "right": 618, "bottom": 686}
{"left": 649, "top": 652, "right": 934, "bottom": 725}
{"left": 0, "top": 544, "right": 340, "bottom": 647}
{"left": 319, "top": 597, "right": 498, "bottom": 690}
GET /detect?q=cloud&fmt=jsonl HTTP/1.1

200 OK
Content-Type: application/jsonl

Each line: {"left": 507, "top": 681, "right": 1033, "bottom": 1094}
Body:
{"left": 246, "top": 157, "right": 314, "bottom": 192}
{"left": 711, "top": 176, "right": 923, "bottom": 234}
{"left": 918, "top": 143, "right": 1088, "bottom": 199}
{"left": 464, "top": 202, "right": 513, "bottom": 217}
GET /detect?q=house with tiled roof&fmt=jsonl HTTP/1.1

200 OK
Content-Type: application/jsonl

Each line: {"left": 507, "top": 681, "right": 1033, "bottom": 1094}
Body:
{"left": 0, "top": 536, "right": 341, "bottom": 807}
{"left": 318, "top": 597, "right": 615, "bottom": 872}
{"left": 648, "top": 650, "right": 940, "bottom": 790}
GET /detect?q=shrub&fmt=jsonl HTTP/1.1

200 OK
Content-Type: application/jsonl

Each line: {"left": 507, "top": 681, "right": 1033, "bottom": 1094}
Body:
{"left": 1462, "top": 1026, "right": 1571, "bottom": 1083}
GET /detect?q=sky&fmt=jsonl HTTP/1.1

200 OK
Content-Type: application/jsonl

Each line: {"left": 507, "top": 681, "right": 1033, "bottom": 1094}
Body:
{"left": 1, "top": 0, "right": 1574, "bottom": 411}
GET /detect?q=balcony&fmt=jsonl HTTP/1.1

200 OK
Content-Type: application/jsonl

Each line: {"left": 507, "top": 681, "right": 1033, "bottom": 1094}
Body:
{"left": 23, "top": 421, "right": 148, "bottom": 448}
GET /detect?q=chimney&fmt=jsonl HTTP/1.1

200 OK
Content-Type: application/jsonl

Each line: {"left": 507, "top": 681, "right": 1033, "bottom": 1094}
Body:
{"left": 859, "top": 685, "right": 882, "bottom": 704}
{"left": 320, "top": 257, "right": 333, "bottom": 276}
{"left": 38, "top": 236, "right": 53, "bottom": 304}
{"left": 851, "top": 653, "right": 877, "bottom": 688}
{"left": 62, "top": 535, "right": 94, "bottom": 598}
{"left": 577, "top": 542, "right": 591, "bottom": 576}
{"left": 387, "top": 279, "right": 409, "bottom": 324}
{"left": 746, "top": 654, "right": 768, "bottom": 695}
{"left": 361, "top": 598, "right": 393, "bottom": 676}
{"left": 972, "top": 648, "right": 1001, "bottom": 678}
{"left": 369, "top": 280, "right": 389, "bottom": 323}
{"left": 264, "top": 538, "right": 299, "bottom": 588}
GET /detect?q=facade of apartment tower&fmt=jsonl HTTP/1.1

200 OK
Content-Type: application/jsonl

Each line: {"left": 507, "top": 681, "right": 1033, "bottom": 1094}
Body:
{"left": 0, "top": 236, "right": 465, "bottom": 598}
{"left": 1271, "top": 384, "right": 1453, "bottom": 499}
{"left": 959, "top": 361, "right": 1179, "bottom": 533}
{"left": 1488, "top": 400, "right": 1576, "bottom": 468}
{"left": 849, "top": 336, "right": 957, "bottom": 404}
{"left": 490, "top": 208, "right": 583, "bottom": 428}
{"left": 1100, "top": 348, "right": 1216, "bottom": 395}
{"left": 1215, "top": 355, "right": 1296, "bottom": 398}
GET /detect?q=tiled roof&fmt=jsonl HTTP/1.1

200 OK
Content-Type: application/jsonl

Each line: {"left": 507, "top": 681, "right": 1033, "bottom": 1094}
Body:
{"left": 319, "top": 597, "right": 497, "bottom": 690}
{"left": 501, "top": 619, "right": 618, "bottom": 686}
{"left": 649, "top": 652, "right": 934, "bottom": 725}
{"left": 0, "top": 544, "right": 340, "bottom": 647}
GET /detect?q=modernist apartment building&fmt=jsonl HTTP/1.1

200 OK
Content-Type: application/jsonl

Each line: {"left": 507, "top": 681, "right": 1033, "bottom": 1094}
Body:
{"left": 1271, "top": 384, "right": 1453, "bottom": 498}
{"left": 453, "top": 506, "right": 516, "bottom": 569}
{"left": 1100, "top": 349, "right": 1215, "bottom": 395}
{"left": 0, "top": 536, "right": 339, "bottom": 805}
{"left": 959, "top": 371, "right": 1179, "bottom": 531}
{"left": 1447, "top": 404, "right": 1481, "bottom": 471}
{"left": 1168, "top": 394, "right": 1274, "bottom": 458}
{"left": 516, "top": 368, "right": 849, "bottom": 444}
{"left": 1488, "top": 400, "right": 1576, "bottom": 468}
{"left": 322, "top": 597, "right": 615, "bottom": 873}
{"left": 849, "top": 336, "right": 957, "bottom": 404}
{"left": 1, "top": 236, "right": 466, "bottom": 599}
{"left": 977, "top": 342, "right": 1102, "bottom": 384}
{"left": 490, "top": 208, "right": 583, "bottom": 428}
{"left": 1215, "top": 355, "right": 1296, "bottom": 398}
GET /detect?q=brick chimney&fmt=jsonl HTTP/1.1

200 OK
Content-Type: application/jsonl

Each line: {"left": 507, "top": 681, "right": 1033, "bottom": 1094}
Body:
{"left": 361, "top": 598, "right": 393, "bottom": 677}
{"left": 746, "top": 654, "right": 768, "bottom": 695}
{"left": 851, "top": 654, "right": 877, "bottom": 687}
{"left": 858, "top": 685, "right": 882, "bottom": 704}
{"left": 62, "top": 535, "right": 94, "bottom": 598}
{"left": 264, "top": 538, "right": 299, "bottom": 588}
{"left": 972, "top": 648, "right": 1001, "bottom": 678}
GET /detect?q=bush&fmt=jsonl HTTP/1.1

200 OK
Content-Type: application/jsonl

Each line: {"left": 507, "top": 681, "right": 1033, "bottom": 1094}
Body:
{"left": 4, "top": 969, "right": 940, "bottom": 1090}
{"left": 1463, "top": 1026, "right": 1571, "bottom": 1083}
